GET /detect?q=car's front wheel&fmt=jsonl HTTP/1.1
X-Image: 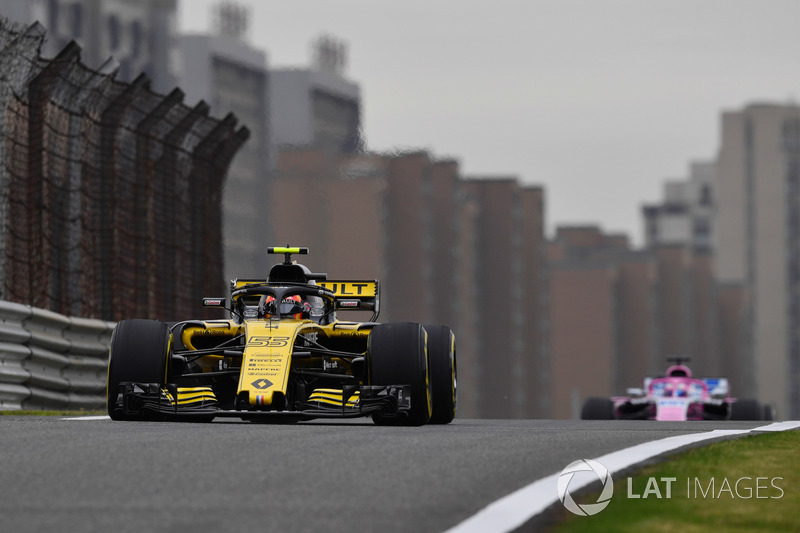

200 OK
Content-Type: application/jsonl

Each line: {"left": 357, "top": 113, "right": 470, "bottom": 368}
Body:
{"left": 424, "top": 324, "right": 457, "bottom": 424}
{"left": 581, "top": 397, "right": 615, "bottom": 420}
{"left": 367, "top": 322, "right": 431, "bottom": 426}
{"left": 106, "top": 319, "right": 171, "bottom": 420}
{"left": 730, "top": 398, "right": 764, "bottom": 421}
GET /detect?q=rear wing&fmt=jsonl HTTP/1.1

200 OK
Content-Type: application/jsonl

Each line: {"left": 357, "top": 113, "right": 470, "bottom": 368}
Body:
{"left": 318, "top": 280, "right": 381, "bottom": 321}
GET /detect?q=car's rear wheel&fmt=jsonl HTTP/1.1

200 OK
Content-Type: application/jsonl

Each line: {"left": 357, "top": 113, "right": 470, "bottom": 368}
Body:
{"left": 730, "top": 398, "right": 763, "bottom": 421}
{"left": 368, "top": 322, "right": 431, "bottom": 426}
{"left": 107, "top": 319, "right": 171, "bottom": 420}
{"left": 581, "top": 397, "right": 615, "bottom": 420}
{"left": 424, "top": 324, "right": 457, "bottom": 424}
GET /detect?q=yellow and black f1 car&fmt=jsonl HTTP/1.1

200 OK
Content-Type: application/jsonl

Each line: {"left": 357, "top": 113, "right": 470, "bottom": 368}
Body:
{"left": 107, "top": 247, "right": 457, "bottom": 425}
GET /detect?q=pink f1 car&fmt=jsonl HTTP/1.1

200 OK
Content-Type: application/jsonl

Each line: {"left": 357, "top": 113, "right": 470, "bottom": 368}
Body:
{"left": 581, "top": 358, "right": 773, "bottom": 421}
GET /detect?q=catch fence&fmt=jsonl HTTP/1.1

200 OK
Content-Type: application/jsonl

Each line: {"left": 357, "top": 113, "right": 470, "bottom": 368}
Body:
{"left": 0, "top": 19, "right": 249, "bottom": 322}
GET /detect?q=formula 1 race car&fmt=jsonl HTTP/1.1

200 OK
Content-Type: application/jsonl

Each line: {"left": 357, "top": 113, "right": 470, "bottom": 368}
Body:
{"left": 106, "top": 247, "right": 457, "bottom": 425}
{"left": 581, "top": 358, "right": 772, "bottom": 421}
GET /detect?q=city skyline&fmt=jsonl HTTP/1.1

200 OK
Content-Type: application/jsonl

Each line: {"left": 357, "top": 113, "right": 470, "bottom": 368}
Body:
{"left": 179, "top": 0, "right": 800, "bottom": 245}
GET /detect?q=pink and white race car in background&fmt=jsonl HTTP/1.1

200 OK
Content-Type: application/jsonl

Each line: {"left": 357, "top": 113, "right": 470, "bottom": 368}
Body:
{"left": 581, "top": 358, "right": 773, "bottom": 421}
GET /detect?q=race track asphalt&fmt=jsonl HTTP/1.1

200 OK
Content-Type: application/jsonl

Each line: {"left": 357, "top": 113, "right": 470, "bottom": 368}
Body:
{"left": 0, "top": 417, "right": 774, "bottom": 533}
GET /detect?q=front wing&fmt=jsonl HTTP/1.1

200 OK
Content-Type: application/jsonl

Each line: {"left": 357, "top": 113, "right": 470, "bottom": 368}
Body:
{"left": 112, "top": 382, "right": 412, "bottom": 422}
{"left": 613, "top": 397, "right": 730, "bottom": 421}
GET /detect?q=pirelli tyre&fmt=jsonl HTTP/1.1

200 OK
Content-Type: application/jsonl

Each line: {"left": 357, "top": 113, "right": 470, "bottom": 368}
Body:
{"left": 581, "top": 397, "right": 615, "bottom": 420}
{"left": 106, "top": 319, "right": 171, "bottom": 420}
{"left": 424, "top": 324, "right": 457, "bottom": 424}
{"left": 367, "top": 322, "right": 432, "bottom": 426}
{"left": 730, "top": 398, "right": 764, "bottom": 421}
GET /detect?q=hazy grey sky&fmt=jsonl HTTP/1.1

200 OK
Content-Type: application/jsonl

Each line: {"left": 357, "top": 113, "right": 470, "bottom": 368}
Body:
{"left": 179, "top": 0, "right": 799, "bottom": 245}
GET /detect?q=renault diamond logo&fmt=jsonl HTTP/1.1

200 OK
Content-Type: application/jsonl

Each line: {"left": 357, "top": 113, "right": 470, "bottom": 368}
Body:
{"left": 251, "top": 378, "right": 273, "bottom": 389}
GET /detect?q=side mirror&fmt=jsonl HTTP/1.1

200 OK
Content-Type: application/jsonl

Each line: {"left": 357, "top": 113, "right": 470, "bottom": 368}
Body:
{"left": 626, "top": 388, "right": 644, "bottom": 397}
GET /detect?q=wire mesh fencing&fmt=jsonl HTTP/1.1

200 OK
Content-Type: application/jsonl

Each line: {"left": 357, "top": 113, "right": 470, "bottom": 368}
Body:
{"left": 0, "top": 18, "right": 249, "bottom": 322}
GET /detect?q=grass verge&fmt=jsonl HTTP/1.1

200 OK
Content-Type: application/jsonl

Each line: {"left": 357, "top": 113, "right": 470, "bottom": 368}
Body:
{"left": 551, "top": 431, "right": 799, "bottom": 533}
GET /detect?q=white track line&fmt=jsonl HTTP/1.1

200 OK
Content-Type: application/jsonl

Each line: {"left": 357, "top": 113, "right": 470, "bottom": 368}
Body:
{"left": 61, "top": 415, "right": 111, "bottom": 420}
{"left": 749, "top": 420, "right": 800, "bottom": 432}
{"left": 442, "top": 421, "right": 800, "bottom": 533}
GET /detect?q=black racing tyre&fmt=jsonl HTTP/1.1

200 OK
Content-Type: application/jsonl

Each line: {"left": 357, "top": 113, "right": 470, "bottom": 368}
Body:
{"left": 368, "top": 322, "right": 431, "bottom": 426}
{"left": 424, "top": 324, "right": 457, "bottom": 424}
{"left": 730, "top": 398, "right": 763, "bottom": 421}
{"left": 107, "top": 319, "right": 171, "bottom": 420}
{"left": 581, "top": 397, "right": 615, "bottom": 420}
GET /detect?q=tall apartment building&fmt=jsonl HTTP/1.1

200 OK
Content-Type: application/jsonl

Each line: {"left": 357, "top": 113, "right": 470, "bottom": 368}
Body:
{"left": 461, "top": 178, "right": 524, "bottom": 418}
{"left": 715, "top": 102, "right": 800, "bottom": 418}
{"left": 268, "top": 147, "right": 388, "bottom": 282}
{"left": 641, "top": 163, "right": 750, "bottom": 385}
{"left": 520, "top": 186, "right": 549, "bottom": 418}
{"left": 1, "top": 0, "right": 178, "bottom": 93}
{"left": 269, "top": 35, "right": 362, "bottom": 161}
{"left": 642, "top": 161, "right": 715, "bottom": 249}
{"left": 545, "top": 224, "right": 725, "bottom": 418}
{"left": 652, "top": 246, "right": 697, "bottom": 368}
{"left": 177, "top": 3, "right": 270, "bottom": 282}
{"left": 268, "top": 148, "right": 547, "bottom": 419}
{"left": 547, "top": 227, "right": 628, "bottom": 419}
{"left": 615, "top": 251, "right": 658, "bottom": 390}
{"left": 383, "top": 152, "right": 434, "bottom": 323}
{"left": 459, "top": 178, "right": 548, "bottom": 419}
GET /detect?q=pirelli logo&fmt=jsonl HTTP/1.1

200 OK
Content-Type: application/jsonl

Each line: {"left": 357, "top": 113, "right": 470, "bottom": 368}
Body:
{"left": 318, "top": 281, "right": 376, "bottom": 298}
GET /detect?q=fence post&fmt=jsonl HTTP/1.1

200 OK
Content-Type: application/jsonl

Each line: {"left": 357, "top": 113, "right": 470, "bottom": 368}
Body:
{"left": 26, "top": 41, "right": 82, "bottom": 311}
{"left": 134, "top": 87, "right": 184, "bottom": 317}
{"left": 98, "top": 73, "right": 150, "bottom": 321}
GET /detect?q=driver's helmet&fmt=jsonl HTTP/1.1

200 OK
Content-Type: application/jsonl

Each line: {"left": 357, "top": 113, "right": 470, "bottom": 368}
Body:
{"left": 261, "top": 295, "right": 310, "bottom": 319}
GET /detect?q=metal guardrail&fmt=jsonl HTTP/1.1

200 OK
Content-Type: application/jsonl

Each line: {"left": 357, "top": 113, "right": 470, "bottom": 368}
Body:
{"left": 0, "top": 300, "right": 114, "bottom": 411}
